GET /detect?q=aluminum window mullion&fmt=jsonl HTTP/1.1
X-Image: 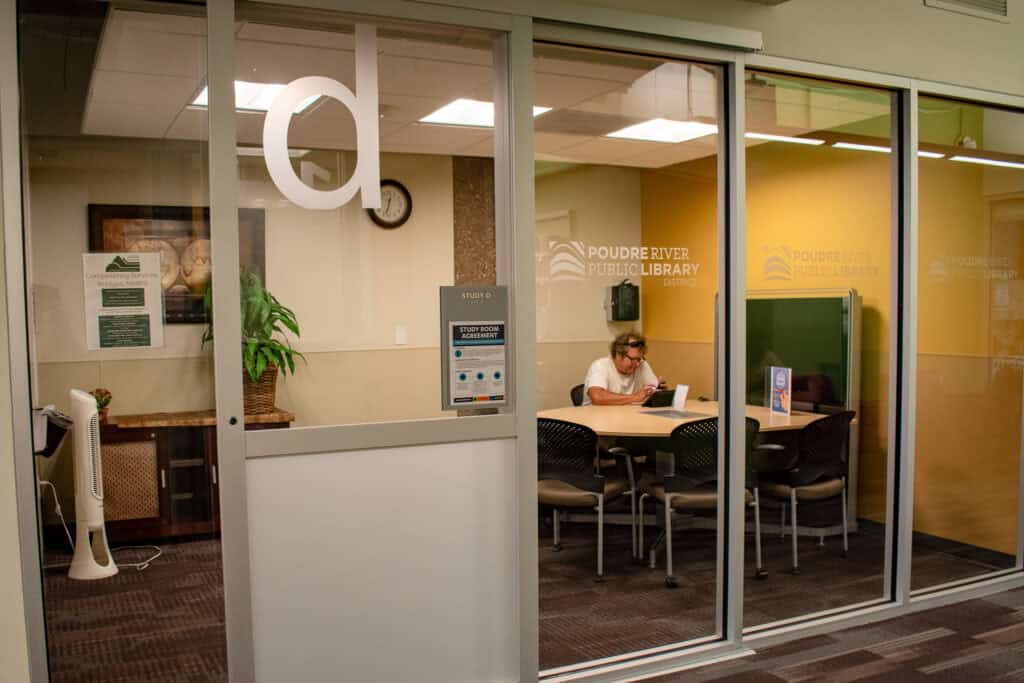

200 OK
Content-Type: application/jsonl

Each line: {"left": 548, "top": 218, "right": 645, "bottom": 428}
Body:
{"left": 892, "top": 87, "right": 918, "bottom": 605}
{"left": 723, "top": 54, "right": 747, "bottom": 645}
{"left": 207, "top": 2, "right": 255, "bottom": 680}
{"left": 247, "top": 0, "right": 514, "bottom": 31}
{"left": 502, "top": 16, "right": 539, "bottom": 681}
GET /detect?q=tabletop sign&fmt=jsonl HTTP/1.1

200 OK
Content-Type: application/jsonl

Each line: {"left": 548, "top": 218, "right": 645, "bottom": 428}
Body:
{"left": 769, "top": 366, "right": 792, "bottom": 416}
{"left": 83, "top": 253, "right": 164, "bottom": 350}
{"left": 440, "top": 286, "right": 508, "bottom": 410}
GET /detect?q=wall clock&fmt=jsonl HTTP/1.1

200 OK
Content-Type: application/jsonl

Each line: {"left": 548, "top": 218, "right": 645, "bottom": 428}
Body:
{"left": 367, "top": 179, "right": 412, "bottom": 228}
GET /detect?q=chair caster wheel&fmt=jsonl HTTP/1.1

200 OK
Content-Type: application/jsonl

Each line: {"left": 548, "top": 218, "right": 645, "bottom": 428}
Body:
{"left": 791, "top": 567, "right": 801, "bottom": 575}
{"left": 594, "top": 574, "right": 605, "bottom": 583}
{"left": 665, "top": 576, "right": 678, "bottom": 588}
{"left": 755, "top": 569, "right": 768, "bottom": 580}
{"left": 842, "top": 550, "right": 848, "bottom": 559}
{"left": 552, "top": 544, "right": 562, "bottom": 552}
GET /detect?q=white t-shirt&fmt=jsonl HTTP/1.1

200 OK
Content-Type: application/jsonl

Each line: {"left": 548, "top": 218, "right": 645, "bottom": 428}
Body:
{"left": 582, "top": 356, "right": 659, "bottom": 406}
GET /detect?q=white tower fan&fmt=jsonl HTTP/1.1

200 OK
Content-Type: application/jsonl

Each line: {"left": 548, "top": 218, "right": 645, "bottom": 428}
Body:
{"left": 68, "top": 388, "right": 118, "bottom": 580}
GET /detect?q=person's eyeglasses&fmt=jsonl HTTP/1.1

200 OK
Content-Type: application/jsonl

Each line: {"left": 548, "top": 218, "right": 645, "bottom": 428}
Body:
{"left": 623, "top": 354, "right": 645, "bottom": 365}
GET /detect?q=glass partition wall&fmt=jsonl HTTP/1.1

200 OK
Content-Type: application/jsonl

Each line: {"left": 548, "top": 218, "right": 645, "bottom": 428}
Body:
{"left": 533, "top": 43, "right": 727, "bottom": 671}
{"left": 912, "top": 97, "right": 1024, "bottom": 591}
{"left": 230, "top": 8, "right": 501, "bottom": 429}
{"left": 743, "top": 71, "right": 894, "bottom": 627}
{"left": 18, "top": 3, "right": 230, "bottom": 679}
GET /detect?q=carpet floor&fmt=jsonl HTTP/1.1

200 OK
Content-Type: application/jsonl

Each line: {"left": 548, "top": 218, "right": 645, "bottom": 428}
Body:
{"left": 40, "top": 522, "right": 1013, "bottom": 681}
{"left": 539, "top": 514, "right": 1013, "bottom": 670}
{"left": 43, "top": 539, "right": 226, "bottom": 683}
{"left": 647, "top": 586, "right": 1024, "bottom": 682}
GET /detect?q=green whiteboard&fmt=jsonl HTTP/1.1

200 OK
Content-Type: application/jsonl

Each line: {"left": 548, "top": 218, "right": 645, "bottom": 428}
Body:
{"left": 746, "top": 297, "right": 849, "bottom": 409}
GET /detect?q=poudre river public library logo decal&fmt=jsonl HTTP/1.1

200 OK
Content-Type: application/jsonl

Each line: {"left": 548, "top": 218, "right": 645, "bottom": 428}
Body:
{"left": 762, "top": 244, "right": 879, "bottom": 281}
{"left": 547, "top": 239, "right": 701, "bottom": 287}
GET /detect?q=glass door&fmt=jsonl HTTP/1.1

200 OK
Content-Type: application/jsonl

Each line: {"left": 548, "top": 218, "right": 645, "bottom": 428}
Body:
{"left": 18, "top": 2, "right": 232, "bottom": 679}
{"left": 532, "top": 41, "right": 727, "bottom": 671}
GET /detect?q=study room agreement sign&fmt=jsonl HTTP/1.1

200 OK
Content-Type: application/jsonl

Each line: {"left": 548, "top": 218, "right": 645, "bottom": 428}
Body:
{"left": 439, "top": 286, "right": 508, "bottom": 410}
{"left": 83, "top": 253, "right": 164, "bottom": 350}
{"left": 449, "top": 322, "right": 506, "bottom": 405}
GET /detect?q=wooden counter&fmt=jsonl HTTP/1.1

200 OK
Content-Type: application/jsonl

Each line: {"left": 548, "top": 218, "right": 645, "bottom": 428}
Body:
{"left": 112, "top": 408, "right": 295, "bottom": 429}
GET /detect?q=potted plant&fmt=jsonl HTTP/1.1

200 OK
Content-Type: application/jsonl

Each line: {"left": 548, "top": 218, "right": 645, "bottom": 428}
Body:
{"left": 90, "top": 388, "right": 112, "bottom": 424}
{"left": 203, "top": 269, "right": 305, "bottom": 414}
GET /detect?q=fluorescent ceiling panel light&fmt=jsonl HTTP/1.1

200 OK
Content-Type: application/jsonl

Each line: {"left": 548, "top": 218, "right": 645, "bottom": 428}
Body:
{"left": 833, "top": 142, "right": 946, "bottom": 159}
{"left": 192, "top": 82, "right": 319, "bottom": 113}
{"left": 949, "top": 155, "right": 1024, "bottom": 170}
{"left": 236, "top": 146, "right": 309, "bottom": 158}
{"left": 832, "top": 142, "right": 891, "bottom": 153}
{"left": 606, "top": 118, "right": 718, "bottom": 144}
{"left": 745, "top": 132, "right": 825, "bottom": 146}
{"left": 419, "top": 98, "right": 551, "bottom": 127}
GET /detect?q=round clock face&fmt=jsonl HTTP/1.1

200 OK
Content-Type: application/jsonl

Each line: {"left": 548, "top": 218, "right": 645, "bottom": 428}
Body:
{"left": 368, "top": 179, "right": 412, "bottom": 228}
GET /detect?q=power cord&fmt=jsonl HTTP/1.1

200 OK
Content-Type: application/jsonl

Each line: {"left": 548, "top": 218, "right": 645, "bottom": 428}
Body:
{"left": 38, "top": 480, "right": 162, "bottom": 572}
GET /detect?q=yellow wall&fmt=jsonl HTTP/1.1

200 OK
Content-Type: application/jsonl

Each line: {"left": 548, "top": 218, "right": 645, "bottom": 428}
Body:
{"left": 643, "top": 141, "right": 1024, "bottom": 554}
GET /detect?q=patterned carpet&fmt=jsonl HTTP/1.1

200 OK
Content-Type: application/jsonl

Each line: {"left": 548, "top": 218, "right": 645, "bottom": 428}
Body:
{"left": 43, "top": 539, "right": 226, "bottom": 683}
{"left": 40, "top": 523, "right": 1014, "bottom": 681}
{"left": 539, "top": 509, "right": 1013, "bottom": 670}
{"left": 647, "top": 587, "right": 1024, "bottom": 681}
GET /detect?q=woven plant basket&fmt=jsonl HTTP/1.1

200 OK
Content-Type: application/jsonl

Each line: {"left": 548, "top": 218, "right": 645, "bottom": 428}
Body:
{"left": 243, "top": 364, "right": 277, "bottom": 415}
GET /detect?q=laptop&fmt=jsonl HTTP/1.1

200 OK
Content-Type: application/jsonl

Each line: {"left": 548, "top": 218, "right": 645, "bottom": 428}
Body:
{"left": 646, "top": 385, "right": 697, "bottom": 419}
{"left": 642, "top": 389, "right": 675, "bottom": 408}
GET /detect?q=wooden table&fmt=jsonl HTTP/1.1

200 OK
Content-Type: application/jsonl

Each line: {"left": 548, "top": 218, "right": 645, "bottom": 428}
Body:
{"left": 537, "top": 400, "right": 823, "bottom": 437}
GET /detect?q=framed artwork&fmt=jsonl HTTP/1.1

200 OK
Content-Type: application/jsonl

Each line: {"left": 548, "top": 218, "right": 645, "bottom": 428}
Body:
{"left": 88, "top": 204, "right": 266, "bottom": 324}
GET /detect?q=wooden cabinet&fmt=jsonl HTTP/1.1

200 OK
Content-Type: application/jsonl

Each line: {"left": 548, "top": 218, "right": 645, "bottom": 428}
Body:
{"left": 99, "top": 409, "right": 293, "bottom": 542}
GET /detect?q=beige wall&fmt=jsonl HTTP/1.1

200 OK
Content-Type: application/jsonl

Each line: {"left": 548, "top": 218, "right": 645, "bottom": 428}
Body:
{"left": 28, "top": 142, "right": 453, "bottom": 428}
{"left": 0, "top": 150, "right": 31, "bottom": 683}
{"left": 535, "top": 165, "right": 643, "bottom": 344}
{"left": 534, "top": 165, "right": 650, "bottom": 406}
{"left": 576, "top": 0, "right": 1024, "bottom": 97}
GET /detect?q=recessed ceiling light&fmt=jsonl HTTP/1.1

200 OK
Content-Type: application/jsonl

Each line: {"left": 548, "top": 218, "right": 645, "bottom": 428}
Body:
{"left": 606, "top": 118, "right": 718, "bottom": 144}
{"left": 949, "top": 155, "right": 1024, "bottom": 170}
{"left": 832, "top": 142, "right": 891, "bottom": 153}
{"left": 745, "top": 132, "right": 825, "bottom": 146}
{"left": 833, "top": 142, "right": 948, "bottom": 159}
{"left": 419, "top": 98, "right": 551, "bottom": 127}
{"left": 192, "top": 81, "right": 319, "bottom": 114}
{"left": 236, "top": 146, "right": 309, "bottom": 158}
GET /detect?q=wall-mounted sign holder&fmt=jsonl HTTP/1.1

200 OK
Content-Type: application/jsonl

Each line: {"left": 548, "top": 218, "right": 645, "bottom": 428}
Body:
{"left": 440, "top": 286, "right": 508, "bottom": 410}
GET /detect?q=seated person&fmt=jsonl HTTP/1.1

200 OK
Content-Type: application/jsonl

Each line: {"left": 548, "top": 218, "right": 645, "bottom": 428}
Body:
{"left": 583, "top": 332, "right": 664, "bottom": 406}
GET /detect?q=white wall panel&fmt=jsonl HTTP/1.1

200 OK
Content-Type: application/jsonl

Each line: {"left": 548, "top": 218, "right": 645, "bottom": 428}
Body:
{"left": 247, "top": 438, "right": 518, "bottom": 683}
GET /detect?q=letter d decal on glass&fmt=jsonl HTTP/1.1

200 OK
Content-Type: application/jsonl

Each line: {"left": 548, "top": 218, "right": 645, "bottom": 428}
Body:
{"left": 263, "top": 24, "right": 381, "bottom": 210}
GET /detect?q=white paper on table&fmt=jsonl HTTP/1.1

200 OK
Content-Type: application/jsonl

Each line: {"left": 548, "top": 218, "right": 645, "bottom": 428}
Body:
{"left": 672, "top": 384, "right": 689, "bottom": 412}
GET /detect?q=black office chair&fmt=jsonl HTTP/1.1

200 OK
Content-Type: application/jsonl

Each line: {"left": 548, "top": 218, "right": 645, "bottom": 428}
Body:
{"left": 638, "top": 417, "right": 765, "bottom": 587}
{"left": 758, "top": 410, "right": 856, "bottom": 574}
{"left": 537, "top": 418, "right": 635, "bottom": 582}
{"left": 567, "top": 382, "right": 644, "bottom": 556}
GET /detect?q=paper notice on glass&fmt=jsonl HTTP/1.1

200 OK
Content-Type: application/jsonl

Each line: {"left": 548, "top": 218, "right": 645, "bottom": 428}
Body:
{"left": 769, "top": 366, "right": 792, "bottom": 416}
{"left": 449, "top": 321, "right": 506, "bottom": 405}
{"left": 83, "top": 253, "right": 164, "bottom": 350}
